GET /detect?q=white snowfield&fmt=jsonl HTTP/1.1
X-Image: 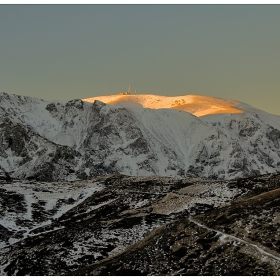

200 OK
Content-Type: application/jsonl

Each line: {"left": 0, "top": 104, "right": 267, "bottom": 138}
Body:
{"left": 1, "top": 92, "right": 280, "bottom": 180}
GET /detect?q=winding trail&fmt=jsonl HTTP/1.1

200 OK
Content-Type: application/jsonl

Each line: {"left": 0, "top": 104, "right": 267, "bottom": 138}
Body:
{"left": 189, "top": 217, "right": 280, "bottom": 263}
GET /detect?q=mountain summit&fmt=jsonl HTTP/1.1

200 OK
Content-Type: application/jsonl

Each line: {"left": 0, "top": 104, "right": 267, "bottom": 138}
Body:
{"left": 83, "top": 94, "right": 245, "bottom": 117}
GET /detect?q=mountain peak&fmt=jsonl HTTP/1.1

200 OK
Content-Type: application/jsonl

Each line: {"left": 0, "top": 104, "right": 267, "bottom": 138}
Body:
{"left": 82, "top": 94, "right": 244, "bottom": 117}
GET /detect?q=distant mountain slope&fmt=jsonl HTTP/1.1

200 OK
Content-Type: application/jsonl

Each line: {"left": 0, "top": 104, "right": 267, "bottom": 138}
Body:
{"left": 1, "top": 92, "right": 280, "bottom": 180}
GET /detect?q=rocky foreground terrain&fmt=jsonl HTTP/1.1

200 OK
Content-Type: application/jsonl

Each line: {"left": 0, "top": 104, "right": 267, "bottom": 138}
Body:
{"left": 0, "top": 172, "right": 279, "bottom": 276}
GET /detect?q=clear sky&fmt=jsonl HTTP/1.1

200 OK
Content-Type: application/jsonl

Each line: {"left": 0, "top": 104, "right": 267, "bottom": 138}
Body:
{"left": 0, "top": 4, "right": 280, "bottom": 115}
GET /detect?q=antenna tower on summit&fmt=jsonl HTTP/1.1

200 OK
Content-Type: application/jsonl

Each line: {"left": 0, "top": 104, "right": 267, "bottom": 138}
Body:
{"left": 118, "top": 85, "right": 132, "bottom": 95}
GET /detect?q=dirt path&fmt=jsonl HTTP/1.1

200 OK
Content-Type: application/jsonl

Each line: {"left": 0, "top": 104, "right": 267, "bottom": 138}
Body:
{"left": 189, "top": 217, "right": 280, "bottom": 263}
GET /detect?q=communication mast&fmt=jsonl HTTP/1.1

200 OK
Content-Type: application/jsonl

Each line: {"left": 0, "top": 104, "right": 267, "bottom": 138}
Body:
{"left": 118, "top": 85, "right": 132, "bottom": 95}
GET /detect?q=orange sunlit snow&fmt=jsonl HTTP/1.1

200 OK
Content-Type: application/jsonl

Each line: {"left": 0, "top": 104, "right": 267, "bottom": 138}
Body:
{"left": 82, "top": 94, "right": 244, "bottom": 117}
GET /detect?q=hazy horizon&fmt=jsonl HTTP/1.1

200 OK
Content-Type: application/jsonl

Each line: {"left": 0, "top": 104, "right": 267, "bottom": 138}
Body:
{"left": 1, "top": 5, "right": 280, "bottom": 115}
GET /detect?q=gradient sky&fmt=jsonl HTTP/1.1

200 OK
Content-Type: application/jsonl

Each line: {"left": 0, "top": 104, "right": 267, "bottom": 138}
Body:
{"left": 1, "top": 4, "right": 280, "bottom": 115}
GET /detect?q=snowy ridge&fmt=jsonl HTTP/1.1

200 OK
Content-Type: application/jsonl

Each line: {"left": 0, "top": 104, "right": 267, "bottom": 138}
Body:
{"left": 1, "top": 92, "right": 280, "bottom": 180}
{"left": 83, "top": 94, "right": 245, "bottom": 117}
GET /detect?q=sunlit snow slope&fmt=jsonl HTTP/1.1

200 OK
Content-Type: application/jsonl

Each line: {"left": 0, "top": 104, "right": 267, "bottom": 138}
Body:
{"left": 83, "top": 94, "right": 244, "bottom": 117}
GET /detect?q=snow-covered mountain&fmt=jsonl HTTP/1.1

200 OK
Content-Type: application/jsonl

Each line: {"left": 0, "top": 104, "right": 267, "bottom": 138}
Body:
{"left": 1, "top": 91, "right": 280, "bottom": 180}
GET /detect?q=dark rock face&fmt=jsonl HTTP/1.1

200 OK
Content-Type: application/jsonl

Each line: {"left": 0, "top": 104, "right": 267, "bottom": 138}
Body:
{"left": 65, "top": 99, "right": 84, "bottom": 111}
{"left": 1, "top": 121, "right": 31, "bottom": 158}
{"left": 45, "top": 103, "right": 58, "bottom": 114}
{"left": 239, "top": 119, "right": 261, "bottom": 137}
{"left": 267, "top": 128, "right": 280, "bottom": 149}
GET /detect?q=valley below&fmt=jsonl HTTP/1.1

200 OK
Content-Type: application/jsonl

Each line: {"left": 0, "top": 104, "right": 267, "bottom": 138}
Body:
{"left": 0, "top": 172, "right": 280, "bottom": 276}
